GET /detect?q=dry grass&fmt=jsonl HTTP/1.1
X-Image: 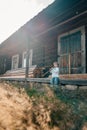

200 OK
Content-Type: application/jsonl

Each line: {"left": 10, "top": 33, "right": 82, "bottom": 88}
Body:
{"left": 0, "top": 82, "right": 60, "bottom": 130}
{"left": 0, "top": 81, "right": 87, "bottom": 130}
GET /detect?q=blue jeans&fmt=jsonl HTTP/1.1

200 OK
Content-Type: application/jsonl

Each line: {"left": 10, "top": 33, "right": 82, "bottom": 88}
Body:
{"left": 50, "top": 77, "right": 59, "bottom": 85}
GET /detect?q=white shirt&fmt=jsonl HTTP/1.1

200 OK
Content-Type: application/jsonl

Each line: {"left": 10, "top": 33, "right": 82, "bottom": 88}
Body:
{"left": 50, "top": 67, "right": 59, "bottom": 77}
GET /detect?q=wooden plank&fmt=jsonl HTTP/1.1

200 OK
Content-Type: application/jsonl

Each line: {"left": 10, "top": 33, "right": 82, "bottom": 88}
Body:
{"left": 60, "top": 79, "right": 87, "bottom": 86}
{"left": 0, "top": 77, "right": 50, "bottom": 83}
{"left": 27, "top": 78, "right": 50, "bottom": 83}
{"left": 2, "top": 65, "right": 40, "bottom": 78}
{"left": 60, "top": 74, "right": 87, "bottom": 79}
{"left": 0, "top": 77, "right": 87, "bottom": 86}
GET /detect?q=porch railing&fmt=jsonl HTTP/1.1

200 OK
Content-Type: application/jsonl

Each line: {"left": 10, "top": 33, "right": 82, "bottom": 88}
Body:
{"left": 59, "top": 50, "right": 84, "bottom": 74}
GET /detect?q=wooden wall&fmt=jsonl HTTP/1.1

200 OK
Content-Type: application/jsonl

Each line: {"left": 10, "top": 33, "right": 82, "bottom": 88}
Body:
{"left": 85, "top": 26, "right": 87, "bottom": 73}
{"left": 32, "top": 35, "right": 57, "bottom": 67}
{"left": 0, "top": 55, "right": 11, "bottom": 75}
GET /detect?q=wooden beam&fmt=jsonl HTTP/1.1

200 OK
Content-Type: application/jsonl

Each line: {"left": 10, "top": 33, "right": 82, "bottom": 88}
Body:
{"left": 25, "top": 44, "right": 30, "bottom": 79}
{"left": 0, "top": 77, "right": 87, "bottom": 86}
{"left": 60, "top": 79, "right": 87, "bottom": 86}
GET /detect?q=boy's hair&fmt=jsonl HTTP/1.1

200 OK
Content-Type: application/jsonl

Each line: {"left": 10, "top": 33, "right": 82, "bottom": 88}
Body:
{"left": 53, "top": 61, "right": 58, "bottom": 64}
{"left": 53, "top": 62, "right": 59, "bottom": 66}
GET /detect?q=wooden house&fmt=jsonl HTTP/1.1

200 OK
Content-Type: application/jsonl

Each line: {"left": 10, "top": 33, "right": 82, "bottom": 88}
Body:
{"left": 0, "top": 0, "right": 87, "bottom": 80}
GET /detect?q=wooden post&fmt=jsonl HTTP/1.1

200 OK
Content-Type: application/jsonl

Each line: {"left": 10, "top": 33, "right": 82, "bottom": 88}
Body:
{"left": 4, "top": 58, "right": 6, "bottom": 73}
{"left": 69, "top": 53, "right": 71, "bottom": 74}
{"left": 25, "top": 50, "right": 30, "bottom": 78}
{"left": 25, "top": 43, "right": 30, "bottom": 87}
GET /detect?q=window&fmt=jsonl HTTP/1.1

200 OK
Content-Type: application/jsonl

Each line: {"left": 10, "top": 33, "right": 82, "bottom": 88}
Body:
{"left": 22, "top": 49, "right": 33, "bottom": 68}
{"left": 12, "top": 55, "right": 19, "bottom": 70}
{"left": 58, "top": 26, "right": 85, "bottom": 74}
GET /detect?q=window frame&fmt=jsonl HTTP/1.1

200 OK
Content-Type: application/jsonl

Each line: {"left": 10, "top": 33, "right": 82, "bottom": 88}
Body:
{"left": 11, "top": 54, "right": 19, "bottom": 70}
{"left": 58, "top": 26, "right": 86, "bottom": 73}
{"left": 22, "top": 49, "right": 33, "bottom": 68}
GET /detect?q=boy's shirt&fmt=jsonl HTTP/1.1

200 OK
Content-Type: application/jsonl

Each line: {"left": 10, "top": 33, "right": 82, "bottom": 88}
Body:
{"left": 50, "top": 67, "right": 59, "bottom": 77}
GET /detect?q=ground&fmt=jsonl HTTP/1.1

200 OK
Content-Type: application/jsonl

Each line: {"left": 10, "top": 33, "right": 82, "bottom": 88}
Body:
{"left": 0, "top": 81, "right": 87, "bottom": 130}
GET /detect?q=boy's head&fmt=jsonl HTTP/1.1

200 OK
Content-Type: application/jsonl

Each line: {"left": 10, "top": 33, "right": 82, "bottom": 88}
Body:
{"left": 53, "top": 62, "right": 58, "bottom": 67}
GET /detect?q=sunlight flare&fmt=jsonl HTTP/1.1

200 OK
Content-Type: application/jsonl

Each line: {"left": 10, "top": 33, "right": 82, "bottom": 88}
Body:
{"left": 0, "top": 0, "right": 54, "bottom": 44}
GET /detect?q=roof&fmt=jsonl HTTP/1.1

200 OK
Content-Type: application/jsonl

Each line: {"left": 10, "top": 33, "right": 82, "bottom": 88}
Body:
{"left": 0, "top": 0, "right": 87, "bottom": 55}
{"left": 24, "top": 0, "right": 87, "bottom": 36}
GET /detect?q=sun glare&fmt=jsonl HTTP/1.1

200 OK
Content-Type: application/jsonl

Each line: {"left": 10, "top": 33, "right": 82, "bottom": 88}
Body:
{"left": 0, "top": 0, "right": 54, "bottom": 44}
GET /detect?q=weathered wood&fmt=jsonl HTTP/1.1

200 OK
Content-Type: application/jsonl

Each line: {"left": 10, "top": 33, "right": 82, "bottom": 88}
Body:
{"left": 69, "top": 53, "right": 71, "bottom": 74}
{"left": 60, "top": 74, "right": 87, "bottom": 79}
{"left": 0, "top": 77, "right": 87, "bottom": 86}
{"left": 25, "top": 44, "right": 30, "bottom": 78}
{"left": 2, "top": 65, "right": 41, "bottom": 78}
{"left": 60, "top": 79, "right": 87, "bottom": 86}
{"left": 0, "top": 77, "right": 50, "bottom": 83}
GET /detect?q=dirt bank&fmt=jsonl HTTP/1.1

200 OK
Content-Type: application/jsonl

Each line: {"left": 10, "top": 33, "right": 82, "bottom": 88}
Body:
{"left": 0, "top": 82, "right": 60, "bottom": 130}
{"left": 0, "top": 81, "right": 87, "bottom": 130}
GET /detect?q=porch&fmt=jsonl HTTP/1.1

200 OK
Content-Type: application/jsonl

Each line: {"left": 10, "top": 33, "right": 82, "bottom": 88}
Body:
{"left": 1, "top": 66, "right": 87, "bottom": 85}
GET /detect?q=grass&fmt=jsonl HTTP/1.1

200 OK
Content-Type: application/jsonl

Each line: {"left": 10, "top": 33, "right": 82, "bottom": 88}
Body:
{"left": 52, "top": 87, "right": 87, "bottom": 130}
{"left": 26, "top": 87, "right": 45, "bottom": 98}
{"left": 4, "top": 81, "right": 87, "bottom": 130}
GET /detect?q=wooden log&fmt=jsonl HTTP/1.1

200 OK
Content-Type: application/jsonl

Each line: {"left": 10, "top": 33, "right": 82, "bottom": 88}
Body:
{"left": 0, "top": 77, "right": 87, "bottom": 86}
{"left": 2, "top": 65, "right": 42, "bottom": 78}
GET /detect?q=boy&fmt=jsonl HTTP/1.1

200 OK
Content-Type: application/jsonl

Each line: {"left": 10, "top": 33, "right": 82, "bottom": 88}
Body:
{"left": 50, "top": 62, "right": 59, "bottom": 86}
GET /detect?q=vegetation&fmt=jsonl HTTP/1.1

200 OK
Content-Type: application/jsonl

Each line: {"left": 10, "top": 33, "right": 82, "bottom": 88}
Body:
{"left": 1, "top": 81, "right": 87, "bottom": 130}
